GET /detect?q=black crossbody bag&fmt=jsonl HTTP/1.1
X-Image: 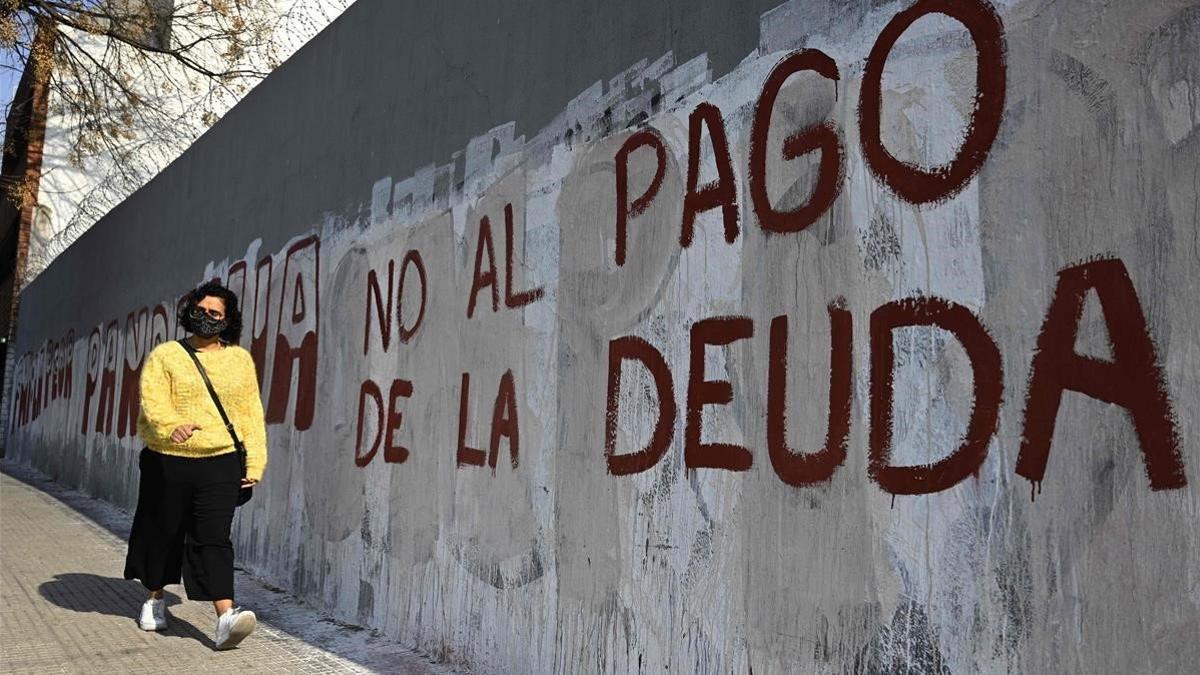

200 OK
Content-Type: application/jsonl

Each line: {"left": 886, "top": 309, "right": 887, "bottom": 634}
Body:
{"left": 178, "top": 339, "right": 253, "bottom": 506}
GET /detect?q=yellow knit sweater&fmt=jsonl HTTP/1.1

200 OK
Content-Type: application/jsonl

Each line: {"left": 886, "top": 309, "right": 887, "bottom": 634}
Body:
{"left": 137, "top": 341, "right": 268, "bottom": 481}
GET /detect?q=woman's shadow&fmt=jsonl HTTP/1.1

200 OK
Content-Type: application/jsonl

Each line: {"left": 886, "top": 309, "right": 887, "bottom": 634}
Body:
{"left": 38, "top": 573, "right": 216, "bottom": 648}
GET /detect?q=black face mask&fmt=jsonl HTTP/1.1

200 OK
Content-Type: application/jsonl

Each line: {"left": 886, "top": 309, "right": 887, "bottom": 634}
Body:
{"left": 189, "top": 308, "right": 228, "bottom": 338}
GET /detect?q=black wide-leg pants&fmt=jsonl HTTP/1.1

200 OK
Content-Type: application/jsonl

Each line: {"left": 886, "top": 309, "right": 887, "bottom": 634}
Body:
{"left": 124, "top": 448, "right": 241, "bottom": 601}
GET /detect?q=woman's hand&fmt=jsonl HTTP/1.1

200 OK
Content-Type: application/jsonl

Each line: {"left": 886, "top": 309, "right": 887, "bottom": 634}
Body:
{"left": 240, "top": 478, "right": 258, "bottom": 488}
{"left": 170, "top": 424, "right": 202, "bottom": 443}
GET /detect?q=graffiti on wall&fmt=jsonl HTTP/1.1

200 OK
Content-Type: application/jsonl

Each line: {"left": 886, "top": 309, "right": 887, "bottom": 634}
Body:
{"left": 8, "top": 0, "right": 1200, "bottom": 670}
{"left": 9, "top": 235, "right": 319, "bottom": 441}
{"left": 11, "top": 0, "right": 1185, "bottom": 498}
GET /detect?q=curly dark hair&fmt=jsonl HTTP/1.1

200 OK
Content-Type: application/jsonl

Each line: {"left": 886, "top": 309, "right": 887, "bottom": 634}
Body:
{"left": 177, "top": 280, "right": 244, "bottom": 344}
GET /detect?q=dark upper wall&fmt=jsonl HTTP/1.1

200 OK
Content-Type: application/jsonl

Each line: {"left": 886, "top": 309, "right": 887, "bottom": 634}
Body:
{"left": 18, "top": 0, "right": 785, "bottom": 347}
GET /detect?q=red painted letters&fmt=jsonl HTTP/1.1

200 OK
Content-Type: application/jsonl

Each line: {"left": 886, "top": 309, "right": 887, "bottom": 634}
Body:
{"left": 1016, "top": 258, "right": 1186, "bottom": 491}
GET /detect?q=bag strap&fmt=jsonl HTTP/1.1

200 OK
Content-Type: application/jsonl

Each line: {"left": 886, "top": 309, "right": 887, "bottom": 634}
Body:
{"left": 177, "top": 339, "right": 247, "bottom": 471}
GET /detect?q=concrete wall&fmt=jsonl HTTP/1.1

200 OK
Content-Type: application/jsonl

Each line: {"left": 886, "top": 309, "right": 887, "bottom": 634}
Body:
{"left": 26, "top": 0, "right": 353, "bottom": 282}
{"left": 7, "top": 0, "right": 1200, "bottom": 671}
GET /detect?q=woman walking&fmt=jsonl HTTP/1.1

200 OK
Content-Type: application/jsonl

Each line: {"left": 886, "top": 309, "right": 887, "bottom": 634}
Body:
{"left": 124, "top": 281, "right": 268, "bottom": 650}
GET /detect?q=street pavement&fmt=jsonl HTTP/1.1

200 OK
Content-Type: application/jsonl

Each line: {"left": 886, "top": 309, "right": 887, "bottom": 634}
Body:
{"left": 0, "top": 460, "right": 452, "bottom": 674}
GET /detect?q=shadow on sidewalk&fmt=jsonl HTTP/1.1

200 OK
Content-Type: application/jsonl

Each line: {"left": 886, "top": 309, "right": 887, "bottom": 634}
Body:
{"left": 3, "top": 460, "right": 452, "bottom": 673}
{"left": 38, "top": 573, "right": 217, "bottom": 648}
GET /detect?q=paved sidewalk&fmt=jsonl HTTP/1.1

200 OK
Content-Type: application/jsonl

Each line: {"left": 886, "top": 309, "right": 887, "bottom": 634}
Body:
{"left": 0, "top": 461, "right": 451, "bottom": 674}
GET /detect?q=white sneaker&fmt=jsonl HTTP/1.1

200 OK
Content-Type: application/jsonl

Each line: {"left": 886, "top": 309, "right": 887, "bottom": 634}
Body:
{"left": 138, "top": 599, "right": 167, "bottom": 631}
{"left": 214, "top": 607, "right": 257, "bottom": 650}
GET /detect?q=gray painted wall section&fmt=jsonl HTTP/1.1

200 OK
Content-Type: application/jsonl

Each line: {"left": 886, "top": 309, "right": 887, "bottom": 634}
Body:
{"left": 7, "top": 0, "right": 1200, "bottom": 672}
{"left": 13, "top": 0, "right": 782, "bottom": 342}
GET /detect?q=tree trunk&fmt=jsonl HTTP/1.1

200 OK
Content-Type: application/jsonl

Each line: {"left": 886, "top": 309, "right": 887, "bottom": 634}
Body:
{"left": 0, "top": 18, "right": 56, "bottom": 455}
